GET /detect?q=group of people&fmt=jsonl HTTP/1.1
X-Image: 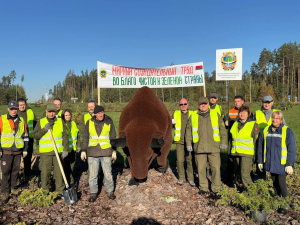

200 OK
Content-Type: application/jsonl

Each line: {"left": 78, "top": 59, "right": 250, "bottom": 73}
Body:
{"left": 172, "top": 93, "right": 296, "bottom": 213}
{"left": 0, "top": 98, "right": 117, "bottom": 204}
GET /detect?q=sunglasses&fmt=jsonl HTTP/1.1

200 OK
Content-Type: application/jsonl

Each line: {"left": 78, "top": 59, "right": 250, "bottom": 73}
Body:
{"left": 180, "top": 103, "right": 188, "bottom": 106}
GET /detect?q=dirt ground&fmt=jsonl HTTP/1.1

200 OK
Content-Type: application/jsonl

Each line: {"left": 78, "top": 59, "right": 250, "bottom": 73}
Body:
{"left": 0, "top": 156, "right": 300, "bottom": 225}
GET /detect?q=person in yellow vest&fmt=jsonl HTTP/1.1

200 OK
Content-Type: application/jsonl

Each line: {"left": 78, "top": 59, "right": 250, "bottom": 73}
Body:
{"left": 209, "top": 93, "right": 223, "bottom": 117}
{"left": 79, "top": 100, "right": 96, "bottom": 136}
{"left": 17, "top": 98, "right": 37, "bottom": 182}
{"left": 172, "top": 98, "right": 195, "bottom": 187}
{"left": 0, "top": 101, "right": 29, "bottom": 205}
{"left": 229, "top": 106, "right": 260, "bottom": 189}
{"left": 257, "top": 111, "right": 296, "bottom": 214}
{"left": 80, "top": 105, "right": 117, "bottom": 202}
{"left": 61, "top": 109, "right": 80, "bottom": 187}
{"left": 254, "top": 95, "right": 286, "bottom": 132}
{"left": 33, "top": 103, "right": 69, "bottom": 198}
{"left": 185, "top": 97, "right": 227, "bottom": 196}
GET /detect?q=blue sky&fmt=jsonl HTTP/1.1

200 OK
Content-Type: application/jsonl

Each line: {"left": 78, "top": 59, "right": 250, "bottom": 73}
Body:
{"left": 1, "top": 0, "right": 300, "bottom": 102}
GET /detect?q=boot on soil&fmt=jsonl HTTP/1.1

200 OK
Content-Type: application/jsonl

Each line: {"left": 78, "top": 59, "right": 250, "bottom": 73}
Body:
{"left": 89, "top": 193, "right": 97, "bottom": 202}
{"left": 1, "top": 193, "right": 10, "bottom": 205}
{"left": 107, "top": 192, "right": 116, "bottom": 200}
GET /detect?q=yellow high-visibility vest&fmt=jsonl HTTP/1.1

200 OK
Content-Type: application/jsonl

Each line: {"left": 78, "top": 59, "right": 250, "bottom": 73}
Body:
{"left": 84, "top": 113, "right": 92, "bottom": 124}
{"left": 263, "top": 125, "right": 288, "bottom": 165}
{"left": 88, "top": 121, "right": 111, "bottom": 149}
{"left": 209, "top": 104, "right": 222, "bottom": 116}
{"left": 173, "top": 110, "right": 194, "bottom": 141}
{"left": 191, "top": 111, "right": 220, "bottom": 143}
{"left": 26, "top": 109, "right": 34, "bottom": 138}
{"left": 66, "top": 121, "right": 79, "bottom": 152}
{"left": 256, "top": 109, "right": 280, "bottom": 131}
{"left": 230, "top": 121, "right": 255, "bottom": 155}
{"left": 39, "top": 117, "right": 64, "bottom": 153}
{"left": 1, "top": 115, "right": 25, "bottom": 149}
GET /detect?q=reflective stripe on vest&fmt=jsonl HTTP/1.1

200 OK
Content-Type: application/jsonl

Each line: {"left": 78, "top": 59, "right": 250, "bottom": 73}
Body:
{"left": 230, "top": 121, "right": 255, "bottom": 155}
{"left": 255, "top": 109, "right": 280, "bottom": 131}
{"left": 173, "top": 110, "right": 194, "bottom": 141}
{"left": 66, "top": 121, "right": 79, "bottom": 152}
{"left": 1, "top": 115, "right": 25, "bottom": 149}
{"left": 84, "top": 113, "right": 92, "bottom": 124}
{"left": 209, "top": 104, "right": 222, "bottom": 116}
{"left": 26, "top": 109, "right": 34, "bottom": 138}
{"left": 191, "top": 110, "right": 220, "bottom": 143}
{"left": 39, "top": 117, "right": 64, "bottom": 153}
{"left": 263, "top": 125, "right": 288, "bottom": 165}
{"left": 88, "top": 121, "right": 111, "bottom": 149}
{"left": 229, "top": 109, "right": 239, "bottom": 119}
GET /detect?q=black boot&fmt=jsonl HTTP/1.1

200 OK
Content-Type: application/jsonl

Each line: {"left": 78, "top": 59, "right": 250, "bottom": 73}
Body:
{"left": 89, "top": 193, "right": 97, "bottom": 202}
{"left": 1, "top": 193, "right": 10, "bottom": 205}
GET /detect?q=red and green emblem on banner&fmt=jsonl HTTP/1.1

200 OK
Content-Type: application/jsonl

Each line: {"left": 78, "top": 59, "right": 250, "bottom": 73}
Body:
{"left": 195, "top": 65, "right": 203, "bottom": 70}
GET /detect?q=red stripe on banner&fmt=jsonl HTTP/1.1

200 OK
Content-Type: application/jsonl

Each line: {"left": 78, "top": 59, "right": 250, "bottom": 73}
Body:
{"left": 195, "top": 65, "right": 203, "bottom": 70}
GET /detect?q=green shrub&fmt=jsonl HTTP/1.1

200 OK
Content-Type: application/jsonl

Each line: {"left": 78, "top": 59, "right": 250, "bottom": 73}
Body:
{"left": 18, "top": 188, "right": 57, "bottom": 208}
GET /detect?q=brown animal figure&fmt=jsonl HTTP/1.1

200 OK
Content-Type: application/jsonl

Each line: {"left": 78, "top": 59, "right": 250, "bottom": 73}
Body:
{"left": 111, "top": 86, "right": 172, "bottom": 185}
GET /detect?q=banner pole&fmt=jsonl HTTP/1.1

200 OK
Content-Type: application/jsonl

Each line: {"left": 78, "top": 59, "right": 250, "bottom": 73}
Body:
{"left": 98, "top": 88, "right": 100, "bottom": 105}
{"left": 203, "top": 85, "right": 206, "bottom": 97}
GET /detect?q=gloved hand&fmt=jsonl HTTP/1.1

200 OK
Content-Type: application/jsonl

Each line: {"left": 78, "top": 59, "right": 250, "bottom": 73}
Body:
{"left": 285, "top": 166, "right": 293, "bottom": 175}
{"left": 225, "top": 121, "right": 229, "bottom": 126}
{"left": 23, "top": 152, "right": 27, "bottom": 158}
{"left": 62, "top": 151, "right": 68, "bottom": 159}
{"left": 81, "top": 151, "right": 87, "bottom": 161}
{"left": 258, "top": 163, "right": 263, "bottom": 171}
{"left": 43, "top": 123, "right": 51, "bottom": 131}
{"left": 187, "top": 146, "right": 193, "bottom": 152}
{"left": 172, "top": 119, "right": 177, "bottom": 124}
{"left": 220, "top": 144, "right": 227, "bottom": 150}
{"left": 112, "top": 151, "right": 117, "bottom": 163}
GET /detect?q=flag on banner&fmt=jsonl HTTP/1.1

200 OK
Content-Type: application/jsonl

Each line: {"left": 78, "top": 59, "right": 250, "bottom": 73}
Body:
{"left": 195, "top": 65, "right": 203, "bottom": 70}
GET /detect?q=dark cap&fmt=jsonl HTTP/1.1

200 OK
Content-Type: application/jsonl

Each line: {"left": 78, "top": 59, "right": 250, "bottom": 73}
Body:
{"left": 262, "top": 95, "right": 273, "bottom": 103}
{"left": 94, "top": 105, "right": 104, "bottom": 114}
{"left": 209, "top": 92, "right": 218, "bottom": 99}
{"left": 46, "top": 103, "right": 57, "bottom": 112}
{"left": 198, "top": 96, "right": 209, "bottom": 105}
{"left": 8, "top": 101, "right": 19, "bottom": 109}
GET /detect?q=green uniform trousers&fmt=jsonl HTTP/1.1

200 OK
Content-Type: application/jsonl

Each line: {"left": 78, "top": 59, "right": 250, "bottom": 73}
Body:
{"left": 40, "top": 153, "right": 64, "bottom": 194}
{"left": 195, "top": 153, "right": 221, "bottom": 192}
{"left": 63, "top": 150, "right": 76, "bottom": 186}
{"left": 176, "top": 144, "right": 194, "bottom": 181}
{"left": 235, "top": 156, "right": 253, "bottom": 188}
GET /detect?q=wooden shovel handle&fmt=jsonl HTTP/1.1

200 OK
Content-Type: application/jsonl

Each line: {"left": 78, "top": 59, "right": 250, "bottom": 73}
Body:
{"left": 48, "top": 129, "right": 69, "bottom": 189}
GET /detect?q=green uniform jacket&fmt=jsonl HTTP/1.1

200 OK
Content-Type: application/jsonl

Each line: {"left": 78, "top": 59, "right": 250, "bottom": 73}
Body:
{"left": 32, "top": 117, "right": 69, "bottom": 155}
{"left": 229, "top": 119, "right": 260, "bottom": 158}
{"left": 185, "top": 109, "right": 227, "bottom": 153}
{"left": 81, "top": 114, "right": 116, "bottom": 157}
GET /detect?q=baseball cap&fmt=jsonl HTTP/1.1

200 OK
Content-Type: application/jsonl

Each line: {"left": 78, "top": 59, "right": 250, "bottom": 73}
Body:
{"left": 209, "top": 93, "right": 218, "bottom": 99}
{"left": 94, "top": 105, "right": 104, "bottom": 114}
{"left": 262, "top": 95, "right": 273, "bottom": 103}
{"left": 46, "top": 103, "right": 57, "bottom": 112}
{"left": 8, "top": 101, "right": 19, "bottom": 109}
{"left": 198, "top": 96, "right": 209, "bottom": 105}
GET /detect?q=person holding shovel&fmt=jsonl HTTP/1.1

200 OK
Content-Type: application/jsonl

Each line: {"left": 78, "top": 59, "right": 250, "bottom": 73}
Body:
{"left": 80, "top": 105, "right": 117, "bottom": 202}
{"left": 61, "top": 109, "right": 80, "bottom": 187}
{"left": 33, "top": 103, "right": 69, "bottom": 199}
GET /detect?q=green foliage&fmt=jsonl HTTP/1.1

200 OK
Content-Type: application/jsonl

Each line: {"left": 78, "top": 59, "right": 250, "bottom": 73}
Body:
{"left": 18, "top": 188, "right": 57, "bottom": 208}
{"left": 160, "top": 195, "right": 177, "bottom": 203}
{"left": 216, "top": 179, "right": 290, "bottom": 215}
{"left": 286, "top": 164, "right": 300, "bottom": 212}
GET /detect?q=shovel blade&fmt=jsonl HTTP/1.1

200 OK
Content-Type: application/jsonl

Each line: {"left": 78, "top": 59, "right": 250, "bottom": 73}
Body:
{"left": 63, "top": 187, "right": 78, "bottom": 205}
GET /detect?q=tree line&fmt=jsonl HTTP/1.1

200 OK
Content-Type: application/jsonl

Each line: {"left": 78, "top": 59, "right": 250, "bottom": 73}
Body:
{"left": 0, "top": 70, "right": 26, "bottom": 105}
{"left": 45, "top": 41, "right": 300, "bottom": 103}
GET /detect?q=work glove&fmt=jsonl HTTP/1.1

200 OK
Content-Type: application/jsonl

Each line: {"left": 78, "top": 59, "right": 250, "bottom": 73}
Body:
{"left": 220, "top": 144, "right": 227, "bottom": 150}
{"left": 23, "top": 152, "right": 27, "bottom": 158}
{"left": 187, "top": 146, "right": 193, "bottom": 152}
{"left": 112, "top": 151, "right": 117, "bottom": 163}
{"left": 62, "top": 151, "right": 68, "bottom": 159}
{"left": 258, "top": 163, "right": 263, "bottom": 172}
{"left": 43, "top": 123, "right": 51, "bottom": 132}
{"left": 81, "top": 151, "right": 87, "bottom": 161}
{"left": 285, "top": 166, "right": 293, "bottom": 175}
{"left": 225, "top": 121, "right": 229, "bottom": 126}
{"left": 172, "top": 119, "right": 177, "bottom": 124}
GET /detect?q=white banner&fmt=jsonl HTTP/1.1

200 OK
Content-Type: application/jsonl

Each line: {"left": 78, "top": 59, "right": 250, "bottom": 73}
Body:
{"left": 216, "top": 48, "right": 243, "bottom": 81}
{"left": 97, "top": 61, "right": 205, "bottom": 88}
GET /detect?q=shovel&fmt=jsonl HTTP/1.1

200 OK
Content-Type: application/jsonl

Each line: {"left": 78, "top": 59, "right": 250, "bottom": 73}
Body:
{"left": 48, "top": 130, "right": 78, "bottom": 205}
